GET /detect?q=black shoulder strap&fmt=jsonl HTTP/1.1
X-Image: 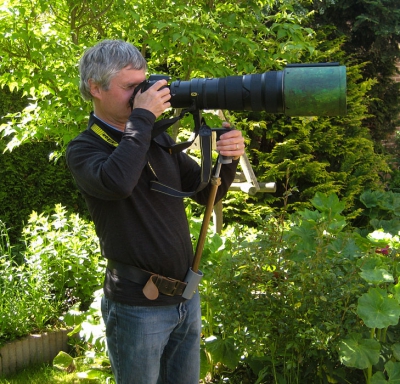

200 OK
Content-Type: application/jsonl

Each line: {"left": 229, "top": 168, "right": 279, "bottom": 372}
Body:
{"left": 89, "top": 111, "right": 215, "bottom": 198}
{"left": 149, "top": 124, "right": 213, "bottom": 197}
{"left": 151, "top": 108, "right": 189, "bottom": 140}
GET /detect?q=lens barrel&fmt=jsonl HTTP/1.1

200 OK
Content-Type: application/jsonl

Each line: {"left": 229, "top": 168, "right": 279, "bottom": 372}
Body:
{"left": 168, "top": 63, "right": 346, "bottom": 116}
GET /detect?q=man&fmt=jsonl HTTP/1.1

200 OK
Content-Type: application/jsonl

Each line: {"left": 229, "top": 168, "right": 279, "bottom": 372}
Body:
{"left": 66, "top": 39, "right": 245, "bottom": 384}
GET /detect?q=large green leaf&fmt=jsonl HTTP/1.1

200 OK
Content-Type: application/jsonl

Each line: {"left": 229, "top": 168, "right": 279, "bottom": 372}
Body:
{"left": 53, "top": 351, "right": 76, "bottom": 373}
{"left": 386, "top": 360, "right": 400, "bottom": 383}
{"left": 357, "top": 255, "right": 385, "bottom": 271}
{"left": 371, "top": 361, "right": 400, "bottom": 384}
{"left": 338, "top": 333, "right": 381, "bottom": 369}
{"left": 359, "top": 269, "right": 394, "bottom": 284}
{"left": 379, "top": 193, "right": 400, "bottom": 217}
{"left": 361, "top": 190, "right": 387, "bottom": 209}
{"left": 357, "top": 287, "right": 400, "bottom": 329}
{"left": 371, "top": 371, "right": 388, "bottom": 384}
{"left": 204, "top": 336, "right": 240, "bottom": 370}
{"left": 311, "top": 192, "right": 346, "bottom": 215}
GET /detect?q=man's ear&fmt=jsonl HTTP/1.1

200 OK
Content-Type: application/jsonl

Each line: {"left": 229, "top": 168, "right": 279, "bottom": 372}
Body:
{"left": 88, "top": 78, "right": 102, "bottom": 99}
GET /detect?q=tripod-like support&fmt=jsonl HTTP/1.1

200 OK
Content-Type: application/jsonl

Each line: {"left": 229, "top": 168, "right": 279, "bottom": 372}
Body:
{"left": 182, "top": 110, "right": 232, "bottom": 299}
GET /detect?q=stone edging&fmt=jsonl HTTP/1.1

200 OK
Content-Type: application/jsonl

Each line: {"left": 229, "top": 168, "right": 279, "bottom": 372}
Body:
{"left": 0, "top": 329, "right": 70, "bottom": 377}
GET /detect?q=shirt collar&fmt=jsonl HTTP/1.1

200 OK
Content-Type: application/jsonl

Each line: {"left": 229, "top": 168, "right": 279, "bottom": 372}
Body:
{"left": 93, "top": 113, "right": 122, "bottom": 132}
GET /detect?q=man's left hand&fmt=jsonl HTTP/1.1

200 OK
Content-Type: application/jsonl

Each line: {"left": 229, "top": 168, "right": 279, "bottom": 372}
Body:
{"left": 216, "top": 124, "right": 245, "bottom": 160}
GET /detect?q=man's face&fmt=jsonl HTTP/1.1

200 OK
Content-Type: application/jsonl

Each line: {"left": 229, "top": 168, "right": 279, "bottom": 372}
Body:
{"left": 90, "top": 66, "right": 146, "bottom": 130}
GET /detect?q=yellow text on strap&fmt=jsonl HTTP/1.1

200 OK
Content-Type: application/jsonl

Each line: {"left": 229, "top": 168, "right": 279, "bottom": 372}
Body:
{"left": 91, "top": 123, "right": 119, "bottom": 148}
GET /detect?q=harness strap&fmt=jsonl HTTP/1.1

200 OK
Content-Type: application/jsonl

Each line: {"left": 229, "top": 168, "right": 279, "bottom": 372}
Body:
{"left": 89, "top": 115, "right": 214, "bottom": 198}
{"left": 149, "top": 124, "right": 213, "bottom": 197}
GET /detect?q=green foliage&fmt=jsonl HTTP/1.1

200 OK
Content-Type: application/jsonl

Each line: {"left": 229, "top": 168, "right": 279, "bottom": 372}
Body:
{"left": 339, "top": 334, "right": 381, "bottom": 370}
{"left": 1, "top": 1, "right": 399, "bottom": 382}
{"left": 0, "top": 141, "right": 87, "bottom": 243}
{"left": 0, "top": 87, "right": 26, "bottom": 124}
{"left": 0, "top": 204, "right": 104, "bottom": 346}
{"left": 337, "top": 228, "right": 400, "bottom": 383}
{"left": 0, "top": 0, "right": 317, "bottom": 150}
{"left": 356, "top": 190, "right": 400, "bottom": 235}
{"left": 310, "top": 0, "right": 400, "bottom": 142}
{"left": 198, "top": 193, "right": 373, "bottom": 383}
{"left": 22, "top": 205, "right": 105, "bottom": 310}
{"left": 0, "top": 220, "right": 62, "bottom": 345}
{"left": 5, "top": 192, "right": 400, "bottom": 383}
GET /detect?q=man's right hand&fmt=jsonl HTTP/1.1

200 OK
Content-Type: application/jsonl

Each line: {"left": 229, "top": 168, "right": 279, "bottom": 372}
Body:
{"left": 132, "top": 80, "right": 171, "bottom": 118}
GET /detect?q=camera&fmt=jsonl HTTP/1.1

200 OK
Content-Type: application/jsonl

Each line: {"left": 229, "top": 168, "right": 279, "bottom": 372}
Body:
{"left": 130, "top": 63, "right": 346, "bottom": 116}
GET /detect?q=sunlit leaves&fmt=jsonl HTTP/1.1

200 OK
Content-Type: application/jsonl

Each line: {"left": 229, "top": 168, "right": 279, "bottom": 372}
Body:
{"left": 338, "top": 333, "right": 381, "bottom": 369}
{"left": 357, "top": 287, "right": 400, "bottom": 329}
{"left": 204, "top": 336, "right": 240, "bottom": 371}
{"left": 0, "top": 0, "right": 318, "bottom": 148}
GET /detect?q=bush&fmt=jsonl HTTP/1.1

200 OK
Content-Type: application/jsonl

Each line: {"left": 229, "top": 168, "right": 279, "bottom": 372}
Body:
{"left": 0, "top": 142, "right": 87, "bottom": 244}
{"left": 198, "top": 193, "right": 387, "bottom": 383}
{"left": 0, "top": 220, "right": 62, "bottom": 344}
{"left": 22, "top": 204, "right": 105, "bottom": 311}
{"left": 0, "top": 205, "right": 104, "bottom": 345}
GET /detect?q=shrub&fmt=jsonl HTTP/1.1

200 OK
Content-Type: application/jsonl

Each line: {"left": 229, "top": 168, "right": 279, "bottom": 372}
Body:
{"left": 0, "top": 221, "right": 62, "bottom": 345}
{"left": 22, "top": 204, "right": 105, "bottom": 311}
{"left": 0, "top": 142, "right": 87, "bottom": 244}
{"left": 199, "top": 193, "right": 376, "bottom": 383}
{"left": 0, "top": 204, "right": 106, "bottom": 345}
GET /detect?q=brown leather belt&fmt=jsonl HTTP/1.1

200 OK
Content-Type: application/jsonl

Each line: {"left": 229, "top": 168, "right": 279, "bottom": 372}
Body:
{"left": 107, "top": 259, "right": 187, "bottom": 297}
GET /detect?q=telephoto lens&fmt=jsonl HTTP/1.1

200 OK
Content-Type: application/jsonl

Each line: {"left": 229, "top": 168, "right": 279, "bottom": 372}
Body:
{"left": 168, "top": 63, "right": 346, "bottom": 116}
{"left": 134, "top": 63, "right": 347, "bottom": 116}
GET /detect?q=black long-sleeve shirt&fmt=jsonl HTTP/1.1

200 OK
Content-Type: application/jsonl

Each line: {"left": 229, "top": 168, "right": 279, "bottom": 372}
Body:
{"left": 66, "top": 109, "right": 238, "bottom": 305}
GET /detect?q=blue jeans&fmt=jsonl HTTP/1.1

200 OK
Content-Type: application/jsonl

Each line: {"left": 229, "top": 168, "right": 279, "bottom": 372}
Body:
{"left": 101, "top": 292, "right": 201, "bottom": 384}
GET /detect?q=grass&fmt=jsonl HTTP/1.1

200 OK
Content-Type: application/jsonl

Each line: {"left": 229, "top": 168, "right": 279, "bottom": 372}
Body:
{"left": 0, "top": 363, "right": 110, "bottom": 383}
{"left": 0, "top": 364, "right": 75, "bottom": 383}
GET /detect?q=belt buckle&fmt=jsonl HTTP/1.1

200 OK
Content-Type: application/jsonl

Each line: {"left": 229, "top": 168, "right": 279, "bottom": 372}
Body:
{"left": 155, "top": 276, "right": 185, "bottom": 296}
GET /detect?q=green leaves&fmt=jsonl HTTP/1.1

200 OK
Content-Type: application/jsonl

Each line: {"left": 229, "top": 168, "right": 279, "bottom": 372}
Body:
{"left": 357, "top": 288, "right": 400, "bottom": 329}
{"left": 360, "top": 191, "right": 400, "bottom": 235}
{"left": 23, "top": 204, "right": 105, "bottom": 309}
{"left": 311, "top": 192, "right": 346, "bottom": 215}
{"left": 53, "top": 351, "right": 76, "bottom": 373}
{"left": 338, "top": 333, "right": 381, "bottom": 369}
{"left": 283, "top": 192, "right": 349, "bottom": 260}
{"left": 337, "top": 222, "right": 400, "bottom": 381}
{"left": 371, "top": 361, "right": 400, "bottom": 384}
{"left": 359, "top": 269, "right": 394, "bottom": 285}
{"left": 204, "top": 336, "right": 240, "bottom": 371}
{"left": 0, "top": 0, "right": 320, "bottom": 149}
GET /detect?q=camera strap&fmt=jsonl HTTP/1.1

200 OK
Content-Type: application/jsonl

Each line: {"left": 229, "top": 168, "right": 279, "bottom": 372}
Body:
{"left": 133, "top": 108, "right": 214, "bottom": 197}
{"left": 149, "top": 123, "right": 213, "bottom": 197}
{"left": 89, "top": 110, "right": 214, "bottom": 198}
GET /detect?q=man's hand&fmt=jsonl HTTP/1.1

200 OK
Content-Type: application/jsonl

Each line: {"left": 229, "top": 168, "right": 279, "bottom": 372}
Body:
{"left": 132, "top": 80, "right": 171, "bottom": 118}
{"left": 216, "top": 123, "right": 245, "bottom": 160}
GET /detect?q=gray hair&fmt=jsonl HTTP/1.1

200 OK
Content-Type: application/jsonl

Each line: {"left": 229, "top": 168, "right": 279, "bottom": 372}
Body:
{"left": 79, "top": 40, "right": 147, "bottom": 101}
